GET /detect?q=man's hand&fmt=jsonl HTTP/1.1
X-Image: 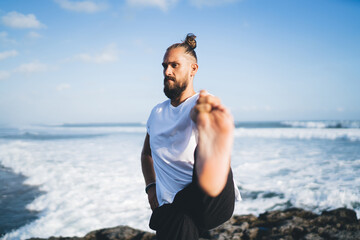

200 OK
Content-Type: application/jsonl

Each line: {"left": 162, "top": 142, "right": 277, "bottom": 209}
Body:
{"left": 147, "top": 185, "right": 159, "bottom": 211}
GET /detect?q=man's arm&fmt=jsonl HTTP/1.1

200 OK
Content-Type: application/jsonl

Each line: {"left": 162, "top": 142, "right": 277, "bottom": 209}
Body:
{"left": 141, "top": 133, "right": 159, "bottom": 210}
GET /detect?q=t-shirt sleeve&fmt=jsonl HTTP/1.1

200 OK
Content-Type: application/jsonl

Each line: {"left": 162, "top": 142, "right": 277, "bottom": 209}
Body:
{"left": 146, "top": 107, "right": 154, "bottom": 135}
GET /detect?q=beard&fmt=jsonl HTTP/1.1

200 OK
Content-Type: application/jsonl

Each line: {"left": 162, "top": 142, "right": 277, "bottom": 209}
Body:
{"left": 163, "top": 76, "right": 188, "bottom": 100}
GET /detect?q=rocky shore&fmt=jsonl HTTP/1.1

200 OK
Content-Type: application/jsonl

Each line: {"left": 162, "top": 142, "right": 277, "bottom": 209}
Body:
{"left": 29, "top": 208, "right": 360, "bottom": 240}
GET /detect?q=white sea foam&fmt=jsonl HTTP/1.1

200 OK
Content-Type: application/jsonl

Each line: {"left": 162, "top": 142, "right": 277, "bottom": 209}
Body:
{"left": 234, "top": 128, "right": 360, "bottom": 141}
{"left": 0, "top": 135, "right": 152, "bottom": 239}
{"left": 231, "top": 137, "right": 360, "bottom": 217}
{"left": 1, "top": 125, "right": 359, "bottom": 239}
{"left": 282, "top": 120, "right": 360, "bottom": 129}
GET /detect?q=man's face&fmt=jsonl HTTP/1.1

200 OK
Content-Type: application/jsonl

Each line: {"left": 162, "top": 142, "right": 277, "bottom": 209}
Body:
{"left": 162, "top": 48, "right": 192, "bottom": 100}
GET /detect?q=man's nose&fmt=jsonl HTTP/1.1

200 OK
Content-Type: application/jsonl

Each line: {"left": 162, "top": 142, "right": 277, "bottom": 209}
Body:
{"left": 164, "top": 66, "right": 173, "bottom": 76}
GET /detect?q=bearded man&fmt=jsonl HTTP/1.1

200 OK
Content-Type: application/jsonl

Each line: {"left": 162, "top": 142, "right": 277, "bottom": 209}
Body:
{"left": 141, "top": 33, "right": 240, "bottom": 240}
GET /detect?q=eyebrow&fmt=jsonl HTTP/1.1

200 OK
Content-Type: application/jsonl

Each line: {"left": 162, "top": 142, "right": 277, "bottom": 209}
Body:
{"left": 162, "top": 61, "right": 179, "bottom": 66}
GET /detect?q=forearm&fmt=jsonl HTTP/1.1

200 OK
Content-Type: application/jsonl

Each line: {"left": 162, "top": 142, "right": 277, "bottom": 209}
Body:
{"left": 141, "top": 133, "right": 158, "bottom": 209}
{"left": 141, "top": 154, "right": 156, "bottom": 185}
{"left": 141, "top": 133, "right": 156, "bottom": 185}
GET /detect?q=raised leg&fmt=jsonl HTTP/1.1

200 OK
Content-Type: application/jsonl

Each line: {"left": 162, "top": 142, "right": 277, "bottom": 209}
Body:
{"left": 191, "top": 90, "right": 234, "bottom": 197}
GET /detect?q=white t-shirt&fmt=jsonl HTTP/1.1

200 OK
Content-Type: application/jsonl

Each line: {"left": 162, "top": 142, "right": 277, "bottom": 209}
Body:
{"left": 147, "top": 93, "right": 199, "bottom": 206}
{"left": 147, "top": 93, "right": 241, "bottom": 206}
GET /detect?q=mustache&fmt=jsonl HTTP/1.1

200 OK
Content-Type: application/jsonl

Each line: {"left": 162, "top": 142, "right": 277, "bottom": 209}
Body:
{"left": 164, "top": 76, "right": 176, "bottom": 82}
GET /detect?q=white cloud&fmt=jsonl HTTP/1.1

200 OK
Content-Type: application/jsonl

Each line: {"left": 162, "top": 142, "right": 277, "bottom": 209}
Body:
{"left": 54, "top": 0, "right": 108, "bottom": 13}
{"left": 0, "top": 70, "right": 11, "bottom": 80}
{"left": 0, "top": 50, "right": 18, "bottom": 60}
{"left": 190, "top": 0, "right": 239, "bottom": 7}
{"left": 336, "top": 107, "right": 344, "bottom": 112}
{"left": 15, "top": 61, "right": 49, "bottom": 74}
{"left": 1, "top": 11, "right": 46, "bottom": 29}
{"left": 127, "top": 0, "right": 178, "bottom": 11}
{"left": 27, "top": 31, "right": 42, "bottom": 39}
{"left": 74, "top": 43, "right": 119, "bottom": 64}
{"left": 57, "top": 83, "right": 71, "bottom": 91}
{"left": 0, "top": 31, "right": 17, "bottom": 44}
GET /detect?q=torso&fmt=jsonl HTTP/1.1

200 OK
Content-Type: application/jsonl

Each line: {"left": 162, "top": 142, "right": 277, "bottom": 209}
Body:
{"left": 147, "top": 93, "right": 199, "bottom": 206}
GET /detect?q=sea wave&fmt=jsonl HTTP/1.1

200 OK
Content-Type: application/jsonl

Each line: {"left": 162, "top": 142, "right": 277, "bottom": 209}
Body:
{"left": 281, "top": 120, "right": 360, "bottom": 129}
{"left": 1, "top": 132, "right": 109, "bottom": 141}
{"left": 58, "top": 122, "right": 145, "bottom": 128}
{"left": 65, "top": 120, "right": 359, "bottom": 129}
{"left": 234, "top": 128, "right": 360, "bottom": 141}
{"left": 2, "top": 123, "right": 360, "bottom": 141}
{"left": 0, "top": 138, "right": 151, "bottom": 239}
{"left": 1, "top": 123, "right": 359, "bottom": 239}
{"left": 235, "top": 120, "right": 360, "bottom": 129}
{"left": 0, "top": 126, "right": 147, "bottom": 141}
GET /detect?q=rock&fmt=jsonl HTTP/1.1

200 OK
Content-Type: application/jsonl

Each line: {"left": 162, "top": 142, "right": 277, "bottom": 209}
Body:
{"left": 28, "top": 226, "right": 155, "bottom": 240}
{"left": 203, "top": 207, "right": 359, "bottom": 240}
{"left": 303, "top": 233, "right": 323, "bottom": 240}
{"left": 28, "top": 208, "right": 360, "bottom": 240}
{"left": 246, "top": 227, "right": 259, "bottom": 239}
{"left": 83, "top": 225, "right": 156, "bottom": 240}
{"left": 321, "top": 208, "right": 358, "bottom": 224}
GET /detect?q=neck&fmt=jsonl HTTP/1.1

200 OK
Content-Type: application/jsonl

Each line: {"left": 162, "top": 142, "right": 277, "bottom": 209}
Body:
{"left": 170, "top": 88, "right": 196, "bottom": 107}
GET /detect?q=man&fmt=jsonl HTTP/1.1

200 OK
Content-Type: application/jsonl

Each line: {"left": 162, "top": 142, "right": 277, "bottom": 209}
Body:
{"left": 141, "top": 33, "right": 240, "bottom": 240}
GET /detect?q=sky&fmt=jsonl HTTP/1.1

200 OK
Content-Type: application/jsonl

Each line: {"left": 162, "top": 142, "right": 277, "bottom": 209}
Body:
{"left": 0, "top": 0, "right": 359, "bottom": 125}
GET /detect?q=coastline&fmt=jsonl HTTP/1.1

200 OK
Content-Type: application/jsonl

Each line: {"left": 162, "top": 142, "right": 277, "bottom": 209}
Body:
{"left": 0, "top": 165, "right": 42, "bottom": 237}
{"left": 28, "top": 207, "right": 360, "bottom": 240}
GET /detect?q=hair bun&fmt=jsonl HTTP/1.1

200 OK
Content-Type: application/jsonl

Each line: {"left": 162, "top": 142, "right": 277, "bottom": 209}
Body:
{"left": 185, "top": 33, "right": 197, "bottom": 49}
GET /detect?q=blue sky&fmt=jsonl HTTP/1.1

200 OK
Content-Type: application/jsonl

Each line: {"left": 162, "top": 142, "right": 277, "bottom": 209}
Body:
{"left": 0, "top": 0, "right": 359, "bottom": 125}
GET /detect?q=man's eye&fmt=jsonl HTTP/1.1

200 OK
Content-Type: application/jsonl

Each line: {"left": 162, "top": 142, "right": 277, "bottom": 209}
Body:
{"left": 172, "top": 63, "right": 178, "bottom": 68}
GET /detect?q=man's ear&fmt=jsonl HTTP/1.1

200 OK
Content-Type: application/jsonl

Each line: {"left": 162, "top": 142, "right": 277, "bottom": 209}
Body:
{"left": 190, "top": 63, "right": 198, "bottom": 77}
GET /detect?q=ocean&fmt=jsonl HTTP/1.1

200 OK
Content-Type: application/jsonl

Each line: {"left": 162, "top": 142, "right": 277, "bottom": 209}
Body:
{"left": 0, "top": 121, "right": 359, "bottom": 239}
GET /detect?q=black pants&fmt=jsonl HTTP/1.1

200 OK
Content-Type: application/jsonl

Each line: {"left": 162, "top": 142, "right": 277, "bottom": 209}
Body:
{"left": 149, "top": 164, "right": 235, "bottom": 240}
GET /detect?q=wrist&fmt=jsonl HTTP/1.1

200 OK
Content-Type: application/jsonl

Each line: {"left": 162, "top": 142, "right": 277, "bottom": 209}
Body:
{"left": 145, "top": 182, "right": 156, "bottom": 194}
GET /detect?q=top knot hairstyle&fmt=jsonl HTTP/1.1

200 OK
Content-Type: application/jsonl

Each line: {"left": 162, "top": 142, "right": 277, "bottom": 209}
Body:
{"left": 167, "top": 33, "right": 198, "bottom": 62}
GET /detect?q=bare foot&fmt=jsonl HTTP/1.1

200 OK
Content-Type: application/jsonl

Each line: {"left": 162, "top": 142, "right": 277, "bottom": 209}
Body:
{"left": 191, "top": 90, "right": 234, "bottom": 197}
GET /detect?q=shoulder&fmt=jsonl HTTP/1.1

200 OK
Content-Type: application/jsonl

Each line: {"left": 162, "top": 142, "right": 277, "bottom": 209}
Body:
{"left": 150, "top": 99, "right": 170, "bottom": 115}
{"left": 147, "top": 99, "right": 170, "bottom": 126}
